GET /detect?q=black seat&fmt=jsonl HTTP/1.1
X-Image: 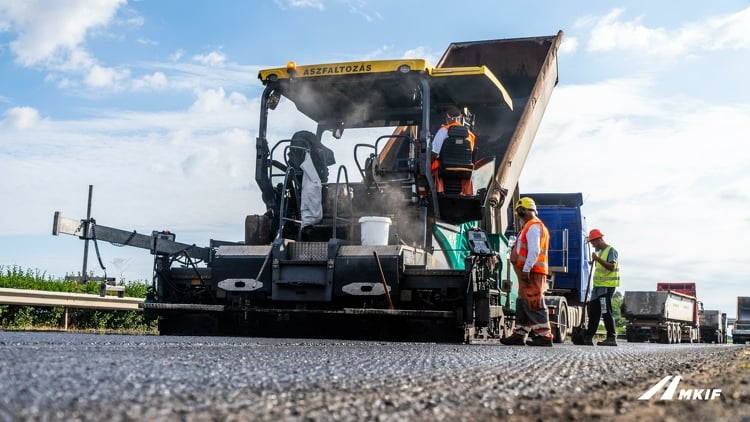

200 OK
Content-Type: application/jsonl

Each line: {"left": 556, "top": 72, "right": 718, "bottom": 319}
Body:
{"left": 438, "top": 125, "right": 473, "bottom": 196}
{"left": 438, "top": 125, "right": 473, "bottom": 180}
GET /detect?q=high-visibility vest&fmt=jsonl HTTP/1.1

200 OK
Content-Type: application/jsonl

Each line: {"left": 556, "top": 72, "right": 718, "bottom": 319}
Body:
{"left": 514, "top": 217, "right": 550, "bottom": 275}
{"left": 431, "top": 122, "right": 475, "bottom": 172}
{"left": 593, "top": 245, "right": 620, "bottom": 287}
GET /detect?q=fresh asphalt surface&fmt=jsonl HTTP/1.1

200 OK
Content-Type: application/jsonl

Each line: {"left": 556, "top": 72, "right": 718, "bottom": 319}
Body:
{"left": 1, "top": 331, "right": 745, "bottom": 421}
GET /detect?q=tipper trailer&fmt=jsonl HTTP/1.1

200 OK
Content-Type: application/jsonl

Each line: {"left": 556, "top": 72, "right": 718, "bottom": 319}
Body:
{"left": 699, "top": 309, "right": 727, "bottom": 344}
{"left": 733, "top": 296, "right": 750, "bottom": 344}
{"left": 656, "top": 282, "right": 701, "bottom": 343}
{"left": 53, "top": 32, "right": 574, "bottom": 342}
{"left": 622, "top": 287, "right": 700, "bottom": 344}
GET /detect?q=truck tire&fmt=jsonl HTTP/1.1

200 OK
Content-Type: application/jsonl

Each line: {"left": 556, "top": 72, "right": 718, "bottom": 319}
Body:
{"left": 552, "top": 298, "right": 568, "bottom": 344}
{"left": 659, "top": 328, "right": 669, "bottom": 344}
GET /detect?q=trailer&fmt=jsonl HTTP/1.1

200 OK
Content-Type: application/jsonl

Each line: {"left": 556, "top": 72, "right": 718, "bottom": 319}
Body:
{"left": 656, "top": 282, "right": 701, "bottom": 343}
{"left": 622, "top": 289, "right": 699, "bottom": 344}
{"left": 699, "top": 309, "right": 727, "bottom": 344}
{"left": 53, "top": 32, "right": 566, "bottom": 342}
{"left": 733, "top": 296, "right": 750, "bottom": 344}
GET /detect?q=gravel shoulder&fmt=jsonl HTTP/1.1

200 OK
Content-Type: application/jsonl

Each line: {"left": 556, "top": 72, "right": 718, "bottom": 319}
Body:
{"left": 515, "top": 346, "right": 750, "bottom": 421}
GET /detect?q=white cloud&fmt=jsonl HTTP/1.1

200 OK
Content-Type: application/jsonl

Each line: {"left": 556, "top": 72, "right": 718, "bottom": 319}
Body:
{"left": 192, "top": 51, "right": 226, "bottom": 67}
{"left": 274, "top": 0, "right": 325, "bottom": 11}
{"left": 54, "top": 48, "right": 97, "bottom": 73}
{"left": 188, "top": 88, "right": 249, "bottom": 114}
{"left": 585, "top": 6, "right": 750, "bottom": 57}
{"left": 359, "top": 44, "right": 394, "bottom": 61}
{"left": 137, "top": 37, "right": 158, "bottom": 46}
{"left": 559, "top": 37, "right": 578, "bottom": 55}
{"left": 0, "top": 0, "right": 126, "bottom": 67}
{"left": 587, "top": 9, "right": 672, "bottom": 54}
{"left": 84, "top": 64, "right": 131, "bottom": 89}
{"left": 703, "top": 6, "right": 750, "bottom": 50}
{"left": 344, "top": 0, "right": 381, "bottom": 22}
{"left": 122, "top": 15, "right": 144, "bottom": 29}
{"left": 1, "top": 106, "right": 43, "bottom": 129}
{"left": 169, "top": 50, "right": 184, "bottom": 62}
{"left": 401, "top": 46, "right": 438, "bottom": 66}
{"left": 132, "top": 72, "right": 168, "bottom": 91}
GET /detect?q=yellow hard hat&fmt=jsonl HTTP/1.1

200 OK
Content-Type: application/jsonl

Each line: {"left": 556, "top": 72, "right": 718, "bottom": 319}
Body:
{"left": 515, "top": 197, "right": 537, "bottom": 215}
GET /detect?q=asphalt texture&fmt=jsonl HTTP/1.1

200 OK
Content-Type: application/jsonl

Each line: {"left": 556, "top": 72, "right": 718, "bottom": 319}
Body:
{"left": 1, "top": 331, "right": 748, "bottom": 421}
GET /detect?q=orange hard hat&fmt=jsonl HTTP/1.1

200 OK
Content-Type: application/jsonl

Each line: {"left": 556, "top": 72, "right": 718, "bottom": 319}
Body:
{"left": 588, "top": 229, "right": 604, "bottom": 241}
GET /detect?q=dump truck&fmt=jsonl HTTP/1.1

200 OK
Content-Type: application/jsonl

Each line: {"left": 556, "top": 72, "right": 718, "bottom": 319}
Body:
{"left": 733, "top": 296, "right": 750, "bottom": 344}
{"left": 656, "top": 282, "right": 701, "bottom": 342}
{"left": 53, "top": 32, "right": 565, "bottom": 342}
{"left": 699, "top": 308, "right": 727, "bottom": 344}
{"left": 622, "top": 285, "right": 700, "bottom": 343}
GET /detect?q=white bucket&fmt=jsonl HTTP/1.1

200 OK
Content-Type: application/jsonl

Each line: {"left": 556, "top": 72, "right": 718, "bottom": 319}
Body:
{"left": 358, "top": 216, "right": 392, "bottom": 246}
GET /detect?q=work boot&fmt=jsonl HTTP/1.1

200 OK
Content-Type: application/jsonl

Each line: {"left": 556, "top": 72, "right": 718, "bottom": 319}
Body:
{"left": 526, "top": 336, "right": 553, "bottom": 347}
{"left": 500, "top": 335, "right": 526, "bottom": 346}
{"left": 597, "top": 335, "right": 617, "bottom": 346}
{"left": 583, "top": 334, "right": 594, "bottom": 346}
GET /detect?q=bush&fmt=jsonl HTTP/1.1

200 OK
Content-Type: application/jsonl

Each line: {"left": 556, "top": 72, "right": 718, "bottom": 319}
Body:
{"left": 0, "top": 265, "right": 156, "bottom": 333}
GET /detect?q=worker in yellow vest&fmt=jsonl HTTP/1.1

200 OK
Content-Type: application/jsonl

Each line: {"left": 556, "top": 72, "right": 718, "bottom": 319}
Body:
{"left": 584, "top": 228, "right": 620, "bottom": 346}
{"left": 501, "top": 197, "right": 553, "bottom": 347}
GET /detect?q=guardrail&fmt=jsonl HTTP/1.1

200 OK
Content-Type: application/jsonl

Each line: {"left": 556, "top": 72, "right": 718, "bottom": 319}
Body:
{"left": 0, "top": 287, "right": 143, "bottom": 330}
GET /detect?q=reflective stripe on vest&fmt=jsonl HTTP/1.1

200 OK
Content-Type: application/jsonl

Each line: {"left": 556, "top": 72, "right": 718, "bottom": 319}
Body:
{"left": 593, "top": 245, "right": 620, "bottom": 287}
{"left": 514, "top": 217, "right": 550, "bottom": 275}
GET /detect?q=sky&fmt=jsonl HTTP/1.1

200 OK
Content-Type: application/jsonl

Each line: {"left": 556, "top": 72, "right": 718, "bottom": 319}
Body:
{"left": 1, "top": 1, "right": 749, "bottom": 318}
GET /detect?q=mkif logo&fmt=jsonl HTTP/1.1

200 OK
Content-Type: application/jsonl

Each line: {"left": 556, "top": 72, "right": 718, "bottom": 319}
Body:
{"left": 638, "top": 375, "right": 722, "bottom": 401}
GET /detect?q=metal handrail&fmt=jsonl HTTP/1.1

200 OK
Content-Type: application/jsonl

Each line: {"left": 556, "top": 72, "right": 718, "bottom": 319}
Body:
{"left": 269, "top": 139, "right": 310, "bottom": 184}
{"left": 332, "top": 165, "right": 353, "bottom": 240}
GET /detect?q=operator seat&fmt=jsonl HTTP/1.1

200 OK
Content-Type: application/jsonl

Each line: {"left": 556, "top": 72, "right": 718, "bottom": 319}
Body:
{"left": 438, "top": 125, "right": 474, "bottom": 196}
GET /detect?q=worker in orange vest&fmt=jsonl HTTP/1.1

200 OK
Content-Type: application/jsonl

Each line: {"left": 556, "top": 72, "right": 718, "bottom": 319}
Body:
{"left": 430, "top": 106, "right": 475, "bottom": 195}
{"left": 501, "top": 197, "right": 553, "bottom": 347}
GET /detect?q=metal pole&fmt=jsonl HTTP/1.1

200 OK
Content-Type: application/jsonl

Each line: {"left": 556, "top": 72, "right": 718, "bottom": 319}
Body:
{"left": 373, "top": 251, "right": 394, "bottom": 310}
{"left": 81, "top": 185, "right": 93, "bottom": 283}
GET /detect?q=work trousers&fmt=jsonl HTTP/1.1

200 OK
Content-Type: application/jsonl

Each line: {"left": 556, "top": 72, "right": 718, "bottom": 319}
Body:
{"left": 587, "top": 286, "right": 616, "bottom": 337}
{"left": 431, "top": 170, "right": 474, "bottom": 196}
{"left": 512, "top": 269, "right": 552, "bottom": 340}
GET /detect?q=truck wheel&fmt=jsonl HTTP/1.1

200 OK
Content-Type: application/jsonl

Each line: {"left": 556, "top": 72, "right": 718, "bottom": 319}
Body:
{"left": 552, "top": 299, "right": 568, "bottom": 344}
{"left": 659, "top": 328, "right": 669, "bottom": 344}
